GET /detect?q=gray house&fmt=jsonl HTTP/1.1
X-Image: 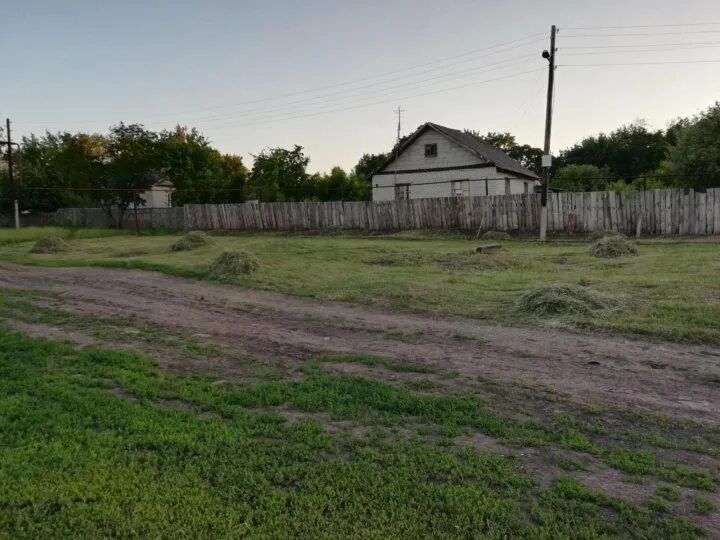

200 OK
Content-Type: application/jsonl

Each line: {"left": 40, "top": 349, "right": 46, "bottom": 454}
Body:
{"left": 372, "top": 123, "right": 539, "bottom": 201}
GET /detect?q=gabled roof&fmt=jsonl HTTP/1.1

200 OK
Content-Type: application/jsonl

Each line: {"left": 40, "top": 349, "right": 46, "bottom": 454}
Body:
{"left": 375, "top": 122, "right": 539, "bottom": 180}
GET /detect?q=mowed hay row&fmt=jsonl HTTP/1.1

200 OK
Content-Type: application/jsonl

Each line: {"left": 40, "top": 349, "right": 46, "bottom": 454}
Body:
{"left": 516, "top": 283, "right": 619, "bottom": 319}
{"left": 208, "top": 250, "right": 259, "bottom": 279}
{"left": 30, "top": 236, "right": 72, "bottom": 254}
{"left": 171, "top": 231, "right": 215, "bottom": 252}
{"left": 588, "top": 236, "right": 638, "bottom": 258}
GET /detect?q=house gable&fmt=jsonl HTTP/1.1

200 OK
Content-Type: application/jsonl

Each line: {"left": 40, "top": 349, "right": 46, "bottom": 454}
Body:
{"left": 377, "top": 126, "right": 485, "bottom": 174}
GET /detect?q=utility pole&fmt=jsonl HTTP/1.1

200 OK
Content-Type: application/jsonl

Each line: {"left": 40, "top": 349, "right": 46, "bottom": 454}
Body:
{"left": 393, "top": 106, "right": 405, "bottom": 187}
{"left": 0, "top": 119, "right": 20, "bottom": 229}
{"left": 539, "top": 25, "right": 557, "bottom": 241}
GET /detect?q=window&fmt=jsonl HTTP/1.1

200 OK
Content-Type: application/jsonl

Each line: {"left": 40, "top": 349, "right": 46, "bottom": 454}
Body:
{"left": 424, "top": 143, "right": 437, "bottom": 157}
{"left": 505, "top": 178, "right": 511, "bottom": 196}
{"left": 451, "top": 180, "right": 470, "bottom": 197}
{"left": 524, "top": 182, "right": 529, "bottom": 194}
{"left": 395, "top": 183, "right": 410, "bottom": 200}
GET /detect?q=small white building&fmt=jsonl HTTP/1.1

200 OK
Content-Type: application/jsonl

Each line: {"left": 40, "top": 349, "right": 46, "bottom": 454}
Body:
{"left": 139, "top": 179, "right": 175, "bottom": 208}
{"left": 372, "top": 123, "right": 539, "bottom": 201}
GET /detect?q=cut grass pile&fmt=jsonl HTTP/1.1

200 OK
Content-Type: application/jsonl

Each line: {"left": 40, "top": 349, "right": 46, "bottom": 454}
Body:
{"left": 516, "top": 283, "right": 619, "bottom": 320}
{"left": 171, "top": 230, "right": 215, "bottom": 252}
{"left": 481, "top": 230, "right": 511, "bottom": 241}
{"left": 588, "top": 235, "right": 638, "bottom": 258}
{"left": 2, "top": 228, "right": 720, "bottom": 342}
{"left": 208, "top": 250, "right": 259, "bottom": 278}
{"left": 29, "top": 235, "right": 71, "bottom": 254}
{"left": 0, "top": 326, "right": 712, "bottom": 538}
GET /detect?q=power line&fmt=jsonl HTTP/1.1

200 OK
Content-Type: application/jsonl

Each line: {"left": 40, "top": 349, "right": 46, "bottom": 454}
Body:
{"left": 564, "top": 40, "right": 720, "bottom": 49}
{"left": 20, "top": 33, "right": 547, "bottom": 127}
{"left": 563, "top": 29, "right": 720, "bottom": 38}
{"left": 562, "top": 44, "right": 720, "bottom": 56}
{"left": 563, "top": 22, "right": 720, "bottom": 30}
{"left": 158, "top": 53, "right": 539, "bottom": 126}
{"left": 561, "top": 59, "right": 720, "bottom": 67}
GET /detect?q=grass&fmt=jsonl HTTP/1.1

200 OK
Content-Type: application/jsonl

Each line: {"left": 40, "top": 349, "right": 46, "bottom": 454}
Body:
{"left": 0, "top": 327, "right": 709, "bottom": 538}
{"left": 0, "top": 228, "right": 719, "bottom": 342}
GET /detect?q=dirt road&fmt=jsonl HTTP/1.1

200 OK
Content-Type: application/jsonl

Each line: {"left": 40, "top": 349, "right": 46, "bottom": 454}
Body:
{"left": 1, "top": 262, "right": 718, "bottom": 424}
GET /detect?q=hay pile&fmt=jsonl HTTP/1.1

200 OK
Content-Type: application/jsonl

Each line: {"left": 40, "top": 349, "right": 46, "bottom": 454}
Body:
{"left": 171, "top": 231, "right": 214, "bottom": 251}
{"left": 208, "top": 250, "right": 259, "bottom": 278}
{"left": 30, "top": 236, "right": 71, "bottom": 254}
{"left": 516, "top": 283, "right": 617, "bottom": 318}
{"left": 481, "top": 231, "right": 511, "bottom": 241}
{"left": 588, "top": 235, "right": 638, "bottom": 258}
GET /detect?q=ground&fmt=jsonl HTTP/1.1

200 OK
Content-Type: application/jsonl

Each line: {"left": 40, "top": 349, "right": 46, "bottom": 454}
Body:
{"left": 0, "top": 228, "right": 719, "bottom": 538}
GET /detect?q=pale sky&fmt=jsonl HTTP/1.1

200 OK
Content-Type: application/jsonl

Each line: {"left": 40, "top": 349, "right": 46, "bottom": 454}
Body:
{"left": 4, "top": 0, "right": 720, "bottom": 172}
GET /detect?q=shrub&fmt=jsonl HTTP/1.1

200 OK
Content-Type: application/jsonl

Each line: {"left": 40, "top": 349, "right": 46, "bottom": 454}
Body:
{"left": 171, "top": 231, "right": 214, "bottom": 252}
{"left": 30, "top": 236, "right": 71, "bottom": 254}
{"left": 208, "top": 250, "right": 259, "bottom": 278}
{"left": 516, "top": 283, "right": 617, "bottom": 319}
{"left": 588, "top": 236, "right": 638, "bottom": 258}
{"left": 481, "top": 231, "right": 511, "bottom": 241}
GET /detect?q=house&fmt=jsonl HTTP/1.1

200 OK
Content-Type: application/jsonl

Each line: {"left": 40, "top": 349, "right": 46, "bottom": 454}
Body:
{"left": 139, "top": 179, "right": 175, "bottom": 208}
{"left": 371, "top": 123, "right": 539, "bottom": 201}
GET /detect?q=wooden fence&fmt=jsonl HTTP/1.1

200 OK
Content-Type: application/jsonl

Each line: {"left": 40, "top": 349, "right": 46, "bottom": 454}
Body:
{"left": 9, "top": 188, "right": 720, "bottom": 235}
{"left": 184, "top": 188, "right": 720, "bottom": 235}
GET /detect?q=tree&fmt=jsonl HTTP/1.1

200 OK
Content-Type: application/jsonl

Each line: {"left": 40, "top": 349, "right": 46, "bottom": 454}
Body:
{"left": 157, "top": 126, "right": 226, "bottom": 205}
{"left": 558, "top": 122, "right": 667, "bottom": 180}
{"left": 553, "top": 164, "right": 610, "bottom": 192}
{"left": 248, "top": 145, "right": 310, "bottom": 201}
{"left": 313, "top": 166, "right": 371, "bottom": 201}
{"left": 97, "top": 123, "right": 160, "bottom": 227}
{"left": 220, "top": 154, "right": 249, "bottom": 203}
{"left": 666, "top": 102, "right": 720, "bottom": 190}
{"left": 353, "top": 153, "right": 388, "bottom": 181}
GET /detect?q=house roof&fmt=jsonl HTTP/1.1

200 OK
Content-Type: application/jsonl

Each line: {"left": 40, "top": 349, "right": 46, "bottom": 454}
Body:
{"left": 376, "top": 122, "right": 540, "bottom": 180}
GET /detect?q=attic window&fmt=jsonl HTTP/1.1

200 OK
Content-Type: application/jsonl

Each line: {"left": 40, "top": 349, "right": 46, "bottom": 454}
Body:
{"left": 424, "top": 143, "right": 437, "bottom": 157}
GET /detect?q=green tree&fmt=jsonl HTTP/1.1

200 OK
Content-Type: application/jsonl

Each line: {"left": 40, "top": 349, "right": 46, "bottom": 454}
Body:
{"left": 553, "top": 164, "right": 610, "bottom": 192}
{"left": 558, "top": 122, "right": 667, "bottom": 180}
{"left": 220, "top": 154, "right": 249, "bottom": 203}
{"left": 248, "top": 145, "right": 310, "bottom": 201}
{"left": 666, "top": 102, "right": 720, "bottom": 190}
{"left": 353, "top": 153, "right": 388, "bottom": 181}
{"left": 97, "top": 123, "right": 161, "bottom": 227}
{"left": 157, "top": 126, "right": 225, "bottom": 205}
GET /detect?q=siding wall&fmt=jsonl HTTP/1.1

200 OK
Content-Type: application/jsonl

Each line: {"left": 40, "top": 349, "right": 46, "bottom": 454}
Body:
{"left": 372, "top": 167, "right": 533, "bottom": 201}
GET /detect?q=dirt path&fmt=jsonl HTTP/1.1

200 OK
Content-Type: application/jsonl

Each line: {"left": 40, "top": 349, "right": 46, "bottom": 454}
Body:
{"left": 1, "top": 262, "right": 719, "bottom": 424}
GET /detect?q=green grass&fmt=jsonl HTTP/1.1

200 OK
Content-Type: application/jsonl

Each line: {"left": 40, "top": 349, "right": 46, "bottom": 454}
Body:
{"left": 0, "top": 328, "right": 707, "bottom": 538}
{"left": 1, "top": 228, "right": 720, "bottom": 343}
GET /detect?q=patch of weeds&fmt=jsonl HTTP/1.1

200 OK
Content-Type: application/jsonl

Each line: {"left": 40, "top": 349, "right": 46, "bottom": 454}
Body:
{"left": 559, "top": 432, "right": 601, "bottom": 454}
{"left": 405, "top": 379, "right": 441, "bottom": 391}
{"left": 606, "top": 448, "right": 656, "bottom": 475}
{"left": 553, "top": 454, "right": 587, "bottom": 471}
{"left": 691, "top": 495, "right": 715, "bottom": 514}
{"left": 655, "top": 484, "right": 681, "bottom": 502}
{"left": 658, "top": 463, "right": 716, "bottom": 491}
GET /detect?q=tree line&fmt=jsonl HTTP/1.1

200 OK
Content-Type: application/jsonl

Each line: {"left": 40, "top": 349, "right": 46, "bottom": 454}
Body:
{"left": 1, "top": 101, "right": 718, "bottom": 218}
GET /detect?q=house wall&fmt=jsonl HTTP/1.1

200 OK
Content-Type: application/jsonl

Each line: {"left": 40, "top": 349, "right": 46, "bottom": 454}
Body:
{"left": 372, "top": 166, "right": 534, "bottom": 201}
{"left": 381, "top": 129, "right": 486, "bottom": 171}
{"left": 140, "top": 187, "right": 173, "bottom": 208}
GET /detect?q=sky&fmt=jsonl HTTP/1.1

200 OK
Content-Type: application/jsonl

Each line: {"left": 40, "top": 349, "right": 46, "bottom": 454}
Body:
{"left": 4, "top": 0, "right": 720, "bottom": 173}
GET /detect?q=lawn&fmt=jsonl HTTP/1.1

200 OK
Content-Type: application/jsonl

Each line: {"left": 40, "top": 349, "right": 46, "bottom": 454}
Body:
{"left": 0, "top": 327, "right": 715, "bottom": 538}
{"left": 1, "top": 228, "right": 719, "bottom": 342}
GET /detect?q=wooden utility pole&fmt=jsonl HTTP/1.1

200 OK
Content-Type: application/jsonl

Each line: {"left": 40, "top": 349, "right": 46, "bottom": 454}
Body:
{"left": 393, "top": 106, "right": 405, "bottom": 188}
{"left": 539, "top": 25, "right": 557, "bottom": 241}
{"left": 1, "top": 119, "right": 20, "bottom": 229}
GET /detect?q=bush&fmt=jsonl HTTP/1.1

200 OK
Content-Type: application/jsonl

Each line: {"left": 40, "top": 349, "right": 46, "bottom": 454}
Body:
{"left": 481, "top": 231, "right": 511, "bottom": 241}
{"left": 516, "top": 283, "right": 617, "bottom": 318}
{"left": 171, "top": 231, "right": 214, "bottom": 251}
{"left": 588, "top": 236, "right": 638, "bottom": 258}
{"left": 30, "top": 236, "right": 71, "bottom": 254}
{"left": 208, "top": 250, "right": 259, "bottom": 278}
